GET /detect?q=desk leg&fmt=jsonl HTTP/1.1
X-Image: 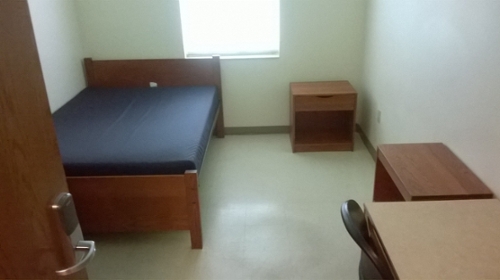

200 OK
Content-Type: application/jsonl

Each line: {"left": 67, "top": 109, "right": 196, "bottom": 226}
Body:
{"left": 373, "top": 158, "right": 405, "bottom": 202}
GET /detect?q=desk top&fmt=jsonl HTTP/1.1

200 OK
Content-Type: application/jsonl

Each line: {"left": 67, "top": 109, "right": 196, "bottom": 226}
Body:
{"left": 378, "top": 143, "right": 492, "bottom": 200}
{"left": 365, "top": 199, "right": 500, "bottom": 279}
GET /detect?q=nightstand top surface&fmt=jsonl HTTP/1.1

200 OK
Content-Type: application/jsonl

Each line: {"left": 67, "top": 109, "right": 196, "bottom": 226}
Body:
{"left": 290, "top": 80, "right": 356, "bottom": 96}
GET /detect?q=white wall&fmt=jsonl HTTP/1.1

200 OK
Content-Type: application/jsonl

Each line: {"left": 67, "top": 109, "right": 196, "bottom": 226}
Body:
{"left": 28, "top": 0, "right": 86, "bottom": 112}
{"left": 76, "top": 0, "right": 367, "bottom": 127}
{"left": 361, "top": 0, "right": 500, "bottom": 195}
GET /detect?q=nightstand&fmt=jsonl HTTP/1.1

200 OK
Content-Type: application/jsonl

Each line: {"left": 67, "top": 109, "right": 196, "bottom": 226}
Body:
{"left": 290, "top": 81, "right": 357, "bottom": 152}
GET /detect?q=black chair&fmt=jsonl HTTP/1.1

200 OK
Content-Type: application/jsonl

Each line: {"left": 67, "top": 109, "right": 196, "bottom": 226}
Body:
{"left": 341, "top": 200, "right": 393, "bottom": 280}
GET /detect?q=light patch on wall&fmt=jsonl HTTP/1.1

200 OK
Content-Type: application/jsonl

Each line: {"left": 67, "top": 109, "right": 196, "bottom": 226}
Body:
{"left": 179, "top": 0, "right": 280, "bottom": 59}
{"left": 28, "top": 0, "right": 86, "bottom": 112}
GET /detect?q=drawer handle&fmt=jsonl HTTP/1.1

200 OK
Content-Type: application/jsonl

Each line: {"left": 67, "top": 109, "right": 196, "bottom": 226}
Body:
{"left": 317, "top": 95, "right": 334, "bottom": 98}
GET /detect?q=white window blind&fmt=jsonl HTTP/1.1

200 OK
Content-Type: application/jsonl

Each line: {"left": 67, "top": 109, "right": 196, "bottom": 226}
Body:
{"left": 179, "top": 0, "right": 280, "bottom": 58}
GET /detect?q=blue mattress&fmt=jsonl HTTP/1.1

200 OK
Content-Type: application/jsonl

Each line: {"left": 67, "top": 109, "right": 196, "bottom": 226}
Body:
{"left": 53, "top": 86, "right": 219, "bottom": 176}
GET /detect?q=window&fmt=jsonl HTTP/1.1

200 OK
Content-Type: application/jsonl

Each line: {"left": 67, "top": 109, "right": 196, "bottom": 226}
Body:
{"left": 179, "top": 0, "right": 280, "bottom": 59}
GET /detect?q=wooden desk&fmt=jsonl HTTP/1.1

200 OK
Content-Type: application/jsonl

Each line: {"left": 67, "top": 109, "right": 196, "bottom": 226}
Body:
{"left": 365, "top": 199, "right": 500, "bottom": 280}
{"left": 373, "top": 143, "right": 492, "bottom": 201}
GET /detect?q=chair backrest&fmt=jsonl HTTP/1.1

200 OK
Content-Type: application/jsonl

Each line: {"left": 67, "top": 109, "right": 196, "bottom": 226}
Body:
{"left": 341, "top": 200, "right": 392, "bottom": 279}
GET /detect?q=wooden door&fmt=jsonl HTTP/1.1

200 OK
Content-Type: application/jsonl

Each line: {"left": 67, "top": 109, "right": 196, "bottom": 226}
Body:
{"left": 0, "top": 1, "right": 89, "bottom": 279}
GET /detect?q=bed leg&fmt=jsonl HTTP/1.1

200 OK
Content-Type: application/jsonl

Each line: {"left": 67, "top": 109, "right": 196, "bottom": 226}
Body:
{"left": 215, "top": 115, "right": 225, "bottom": 138}
{"left": 185, "top": 170, "right": 202, "bottom": 249}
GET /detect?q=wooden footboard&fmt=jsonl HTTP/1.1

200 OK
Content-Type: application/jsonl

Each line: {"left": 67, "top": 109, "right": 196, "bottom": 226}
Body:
{"left": 67, "top": 171, "right": 203, "bottom": 249}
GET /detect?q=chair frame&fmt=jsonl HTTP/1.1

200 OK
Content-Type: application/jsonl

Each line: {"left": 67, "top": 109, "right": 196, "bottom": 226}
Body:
{"left": 341, "top": 200, "right": 393, "bottom": 279}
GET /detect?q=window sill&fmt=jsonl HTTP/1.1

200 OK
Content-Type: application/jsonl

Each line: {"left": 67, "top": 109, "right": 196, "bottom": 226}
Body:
{"left": 185, "top": 54, "right": 280, "bottom": 60}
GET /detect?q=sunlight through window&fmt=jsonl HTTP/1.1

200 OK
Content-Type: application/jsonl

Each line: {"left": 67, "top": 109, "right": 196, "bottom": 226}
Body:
{"left": 179, "top": 0, "right": 280, "bottom": 59}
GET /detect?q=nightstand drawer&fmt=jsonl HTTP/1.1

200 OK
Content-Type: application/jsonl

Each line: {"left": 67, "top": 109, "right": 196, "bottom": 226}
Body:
{"left": 294, "top": 94, "right": 356, "bottom": 111}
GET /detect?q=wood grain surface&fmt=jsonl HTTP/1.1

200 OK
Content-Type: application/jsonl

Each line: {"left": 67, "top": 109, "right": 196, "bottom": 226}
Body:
{"left": 68, "top": 171, "right": 203, "bottom": 249}
{"left": 374, "top": 143, "right": 492, "bottom": 201}
{"left": 0, "top": 1, "right": 79, "bottom": 277}
{"left": 365, "top": 199, "right": 500, "bottom": 279}
{"left": 290, "top": 81, "right": 357, "bottom": 152}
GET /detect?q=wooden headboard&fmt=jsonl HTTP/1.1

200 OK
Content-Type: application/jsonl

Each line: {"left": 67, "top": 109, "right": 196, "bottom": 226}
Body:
{"left": 84, "top": 56, "right": 221, "bottom": 90}
{"left": 83, "top": 56, "right": 225, "bottom": 137}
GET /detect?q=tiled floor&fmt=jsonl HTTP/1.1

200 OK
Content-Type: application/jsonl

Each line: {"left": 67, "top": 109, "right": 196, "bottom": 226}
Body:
{"left": 87, "top": 134, "right": 375, "bottom": 280}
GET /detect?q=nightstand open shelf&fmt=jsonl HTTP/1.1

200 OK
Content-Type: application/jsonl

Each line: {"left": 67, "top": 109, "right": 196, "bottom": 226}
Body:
{"left": 294, "top": 134, "right": 353, "bottom": 151}
{"left": 290, "top": 81, "right": 357, "bottom": 153}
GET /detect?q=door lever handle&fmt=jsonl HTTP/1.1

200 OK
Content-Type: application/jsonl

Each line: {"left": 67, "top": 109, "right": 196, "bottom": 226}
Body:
{"left": 55, "top": 240, "right": 96, "bottom": 276}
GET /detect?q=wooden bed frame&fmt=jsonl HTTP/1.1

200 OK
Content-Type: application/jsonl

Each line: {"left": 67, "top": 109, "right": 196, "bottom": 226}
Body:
{"left": 67, "top": 56, "right": 224, "bottom": 249}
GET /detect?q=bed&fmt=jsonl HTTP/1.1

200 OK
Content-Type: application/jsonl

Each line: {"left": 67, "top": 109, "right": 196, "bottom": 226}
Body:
{"left": 52, "top": 56, "right": 224, "bottom": 249}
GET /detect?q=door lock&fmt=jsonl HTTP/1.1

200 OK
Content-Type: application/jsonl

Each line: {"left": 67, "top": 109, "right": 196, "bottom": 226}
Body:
{"left": 52, "top": 193, "right": 79, "bottom": 235}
